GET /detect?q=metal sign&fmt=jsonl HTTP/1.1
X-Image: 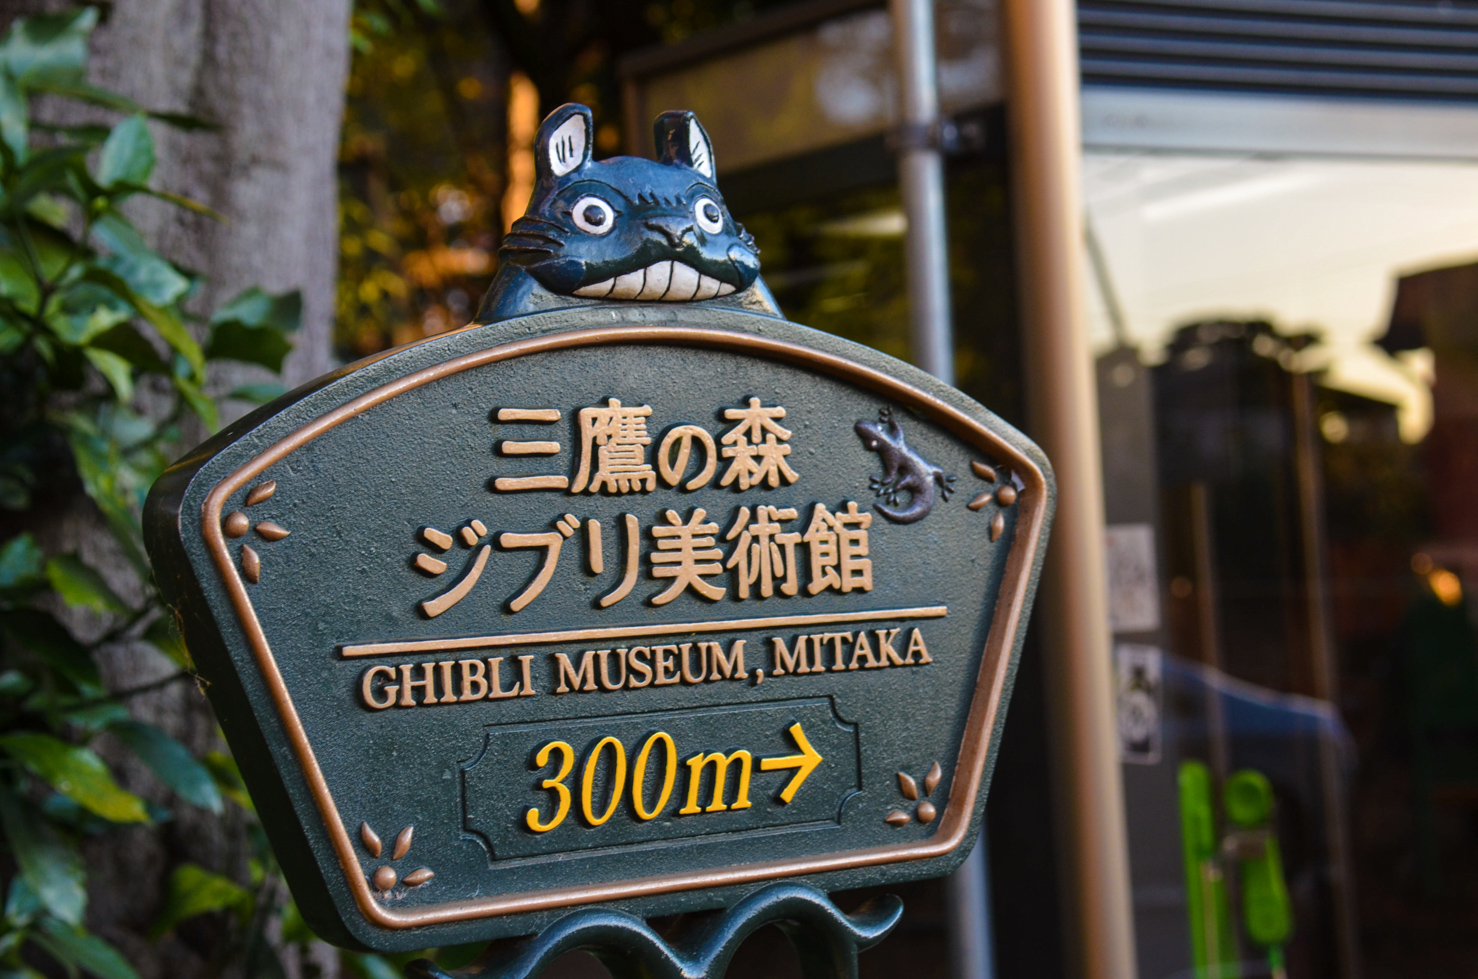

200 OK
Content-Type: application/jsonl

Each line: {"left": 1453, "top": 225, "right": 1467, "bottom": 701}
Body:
{"left": 146, "top": 306, "right": 1051, "bottom": 950}
{"left": 144, "top": 103, "right": 1053, "bottom": 953}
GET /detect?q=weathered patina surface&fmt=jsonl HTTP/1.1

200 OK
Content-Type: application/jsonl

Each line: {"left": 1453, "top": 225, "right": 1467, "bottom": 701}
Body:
{"left": 144, "top": 102, "right": 1054, "bottom": 953}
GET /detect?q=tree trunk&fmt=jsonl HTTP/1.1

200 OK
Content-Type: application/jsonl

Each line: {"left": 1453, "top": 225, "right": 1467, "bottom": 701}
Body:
{"left": 0, "top": 2, "right": 350, "bottom": 976}
{"left": 86, "top": 0, "right": 350, "bottom": 393}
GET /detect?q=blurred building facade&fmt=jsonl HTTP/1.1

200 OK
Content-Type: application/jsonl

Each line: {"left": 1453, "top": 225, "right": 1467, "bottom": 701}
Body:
{"left": 338, "top": 1, "right": 1478, "bottom": 976}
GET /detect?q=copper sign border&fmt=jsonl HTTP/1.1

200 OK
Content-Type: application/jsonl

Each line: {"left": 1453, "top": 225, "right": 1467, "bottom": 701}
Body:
{"left": 199, "top": 325, "right": 1047, "bottom": 931}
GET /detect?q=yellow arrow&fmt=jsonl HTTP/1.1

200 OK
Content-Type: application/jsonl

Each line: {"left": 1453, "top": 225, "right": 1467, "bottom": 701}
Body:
{"left": 760, "top": 722, "right": 824, "bottom": 804}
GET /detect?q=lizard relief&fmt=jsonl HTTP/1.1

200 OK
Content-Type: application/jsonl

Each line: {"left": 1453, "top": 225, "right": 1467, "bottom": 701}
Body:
{"left": 855, "top": 407, "right": 955, "bottom": 524}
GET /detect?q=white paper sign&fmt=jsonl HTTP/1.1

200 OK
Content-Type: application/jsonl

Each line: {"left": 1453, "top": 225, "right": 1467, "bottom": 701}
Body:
{"left": 1105, "top": 523, "right": 1161, "bottom": 634}
{"left": 1116, "top": 643, "right": 1163, "bottom": 765}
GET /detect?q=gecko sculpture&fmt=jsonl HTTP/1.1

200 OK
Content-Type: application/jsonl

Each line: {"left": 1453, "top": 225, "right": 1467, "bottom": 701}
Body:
{"left": 855, "top": 407, "right": 955, "bottom": 524}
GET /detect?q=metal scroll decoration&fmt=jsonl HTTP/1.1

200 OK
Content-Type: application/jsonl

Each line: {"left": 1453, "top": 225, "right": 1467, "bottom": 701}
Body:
{"left": 405, "top": 883, "right": 902, "bottom": 979}
{"left": 143, "top": 102, "right": 1054, "bottom": 968}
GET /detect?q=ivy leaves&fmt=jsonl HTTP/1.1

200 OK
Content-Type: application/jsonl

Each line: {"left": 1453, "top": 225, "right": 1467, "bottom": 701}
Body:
{"left": 0, "top": 733, "right": 148, "bottom": 824}
{"left": 0, "top": 8, "right": 300, "bottom": 978}
{"left": 94, "top": 116, "right": 154, "bottom": 190}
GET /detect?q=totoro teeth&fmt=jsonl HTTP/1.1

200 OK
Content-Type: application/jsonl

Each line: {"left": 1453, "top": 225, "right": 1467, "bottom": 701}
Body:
{"left": 573, "top": 278, "right": 613, "bottom": 297}
{"left": 693, "top": 274, "right": 721, "bottom": 301}
{"left": 637, "top": 261, "right": 673, "bottom": 300}
{"left": 608, "top": 268, "right": 647, "bottom": 300}
{"left": 572, "top": 261, "right": 736, "bottom": 302}
{"left": 667, "top": 261, "right": 700, "bottom": 300}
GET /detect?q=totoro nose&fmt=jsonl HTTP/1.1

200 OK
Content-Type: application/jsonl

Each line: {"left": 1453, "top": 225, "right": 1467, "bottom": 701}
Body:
{"left": 644, "top": 216, "right": 693, "bottom": 248}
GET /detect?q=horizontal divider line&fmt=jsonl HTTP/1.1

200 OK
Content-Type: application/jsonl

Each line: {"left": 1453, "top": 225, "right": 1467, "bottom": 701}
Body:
{"left": 496, "top": 408, "right": 560, "bottom": 422}
{"left": 340, "top": 605, "right": 948, "bottom": 658}
{"left": 493, "top": 475, "right": 571, "bottom": 491}
{"left": 499, "top": 441, "right": 562, "bottom": 455}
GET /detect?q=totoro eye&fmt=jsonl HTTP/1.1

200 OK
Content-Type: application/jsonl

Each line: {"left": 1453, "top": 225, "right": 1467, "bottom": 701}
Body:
{"left": 571, "top": 196, "right": 615, "bottom": 235}
{"left": 693, "top": 196, "right": 724, "bottom": 234}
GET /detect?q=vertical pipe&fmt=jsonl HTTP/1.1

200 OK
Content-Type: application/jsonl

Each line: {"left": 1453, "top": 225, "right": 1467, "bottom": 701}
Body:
{"left": 948, "top": 825, "right": 998, "bottom": 979}
{"left": 892, "top": 0, "right": 955, "bottom": 384}
{"left": 890, "top": 3, "right": 988, "bottom": 977}
{"left": 1189, "top": 482, "right": 1231, "bottom": 785}
{"left": 1290, "top": 373, "right": 1363, "bottom": 979}
{"left": 999, "top": 2, "right": 1138, "bottom": 978}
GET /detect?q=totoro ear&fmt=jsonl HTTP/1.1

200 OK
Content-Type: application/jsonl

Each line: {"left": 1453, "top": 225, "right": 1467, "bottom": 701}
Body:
{"left": 536, "top": 103, "right": 593, "bottom": 182}
{"left": 653, "top": 110, "right": 715, "bottom": 179}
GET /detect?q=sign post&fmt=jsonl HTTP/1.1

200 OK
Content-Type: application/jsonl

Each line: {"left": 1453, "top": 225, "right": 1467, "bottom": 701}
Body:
{"left": 145, "top": 103, "right": 1053, "bottom": 977}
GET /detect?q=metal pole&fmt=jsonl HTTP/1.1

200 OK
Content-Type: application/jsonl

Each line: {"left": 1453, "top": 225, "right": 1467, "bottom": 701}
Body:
{"left": 999, "top": 2, "right": 1138, "bottom": 978}
{"left": 892, "top": 0, "right": 954, "bottom": 384}
{"left": 890, "top": 3, "right": 991, "bottom": 978}
{"left": 947, "top": 824, "right": 997, "bottom": 979}
{"left": 1290, "top": 372, "right": 1363, "bottom": 979}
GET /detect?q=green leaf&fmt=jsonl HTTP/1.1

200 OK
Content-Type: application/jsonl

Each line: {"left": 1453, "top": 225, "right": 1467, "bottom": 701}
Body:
{"left": 0, "top": 250, "right": 40, "bottom": 313}
{"left": 31, "top": 120, "right": 111, "bottom": 141}
{"left": 0, "top": 469, "right": 33, "bottom": 511}
{"left": 0, "top": 317, "right": 26, "bottom": 356}
{"left": 44, "top": 555, "right": 129, "bottom": 615}
{"left": 145, "top": 111, "right": 216, "bottom": 133}
{"left": 204, "top": 321, "right": 293, "bottom": 372}
{"left": 0, "top": 609, "right": 100, "bottom": 692}
{"left": 95, "top": 402, "right": 156, "bottom": 449}
{"left": 83, "top": 348, "right": 133, "bottom": 403}
{"left": 10, "top": 145, "right": 89, "bottom": 212}
{"left": 0, "top": 733, "right": 150, "bottom": 824}
{"left": 211, "top": 287, "right": 302, "bottom": 333}
{"left": 0, "top": 534, "right": 44, "bottom": 589}
{"left": 109, "top": 721, "right": 221, "bottom": 814}
{"left": 57, "top": 700, "right": 130, "bottom": 733}
{"left": 142, "top": 615, "right": 190, "bottom": 669}
{"left": 0, "top": 70, "right": 28, "bottom": 166}
{"left": 6, "top": 873, "right": 42, "bottom": 924}
{"left": 45, "top": 287, "right": 131, "bottom": 346}
{"left": 226, "top": 383, "right": 286, "bottom": 405}
{"left": 149, "top": 864, "right": 250, "bottom": 940}
{"left": 277, "top": 898, "right": 313, "bottom": 944}
{"left": 24, "top": 193, "right": 70, "bottom": 229}
{"left": 0, "top": 9, "right": 97, "bottom": 86}
{"left": 202, "top": 751, "right": 253, "bottom": 812}
{"left": 77, "top": 267, "right": 202, "bottom": 375}
{"left": 88, "top": 323, "right": 167, "bottom": 374}
{"left": 25, "top": 78, "right": 139, "bottom": 114}
{"left": 94, "top": 116, "right": 153, "bottom": 190}
{"left": 0, "top": 790, "right": 85, "bottom": 925}
{"left": 173, "top": 378, "right": 218, "bottom": 431}
{"left": 0, "top": 669, "right": 33, "bottom": 697}
{"left": 141, "top": 189, "right": 225, "bottom": 223}
{"left": 35, "top": 918, "right": 140, "bottom": 979}
{"left": 62, "top": 425, "right": 148, "bottom": 575}
{"left": 89, "top": 211, "right": 149, "bottom": 259}
{"left": 97, "top": 252, "right": 188, "bottom": 307}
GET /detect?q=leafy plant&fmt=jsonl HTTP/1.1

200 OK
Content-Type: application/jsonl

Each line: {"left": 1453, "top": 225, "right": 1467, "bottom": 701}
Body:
{"left": 0, "top": 9, "right": 305, "bottom": 976}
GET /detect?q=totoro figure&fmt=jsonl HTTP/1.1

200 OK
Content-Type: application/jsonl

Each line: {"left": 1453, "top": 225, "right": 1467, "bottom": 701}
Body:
{"left": 476, "top": 102, "right": 778, "bottom": 323}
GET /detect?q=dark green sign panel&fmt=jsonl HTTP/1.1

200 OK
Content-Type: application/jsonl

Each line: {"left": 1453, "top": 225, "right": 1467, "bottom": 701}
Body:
{"left": 145, "top": 103, "right": 1053, "bottom": 956}
{"left": 146, "top": 307, "right": 1053, "bottom": 950}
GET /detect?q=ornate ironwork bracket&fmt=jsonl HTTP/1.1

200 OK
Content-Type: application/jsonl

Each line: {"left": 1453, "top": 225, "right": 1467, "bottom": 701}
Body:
{"left": 404, "top": 883, "right": 903, "bottom": 979}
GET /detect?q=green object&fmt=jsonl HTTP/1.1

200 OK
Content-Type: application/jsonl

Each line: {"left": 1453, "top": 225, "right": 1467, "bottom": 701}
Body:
{"left": 145, "top": 301, "right": 1055, "bottom": 950}
{"left": 1225, "top": 770, "right": 1293, "bottom": 960}
{"left": 0, "top": 9, "right": 301, "bottom": 976}
{"left": 1178, "top": 760, "right": 1238, "bottom": 979}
